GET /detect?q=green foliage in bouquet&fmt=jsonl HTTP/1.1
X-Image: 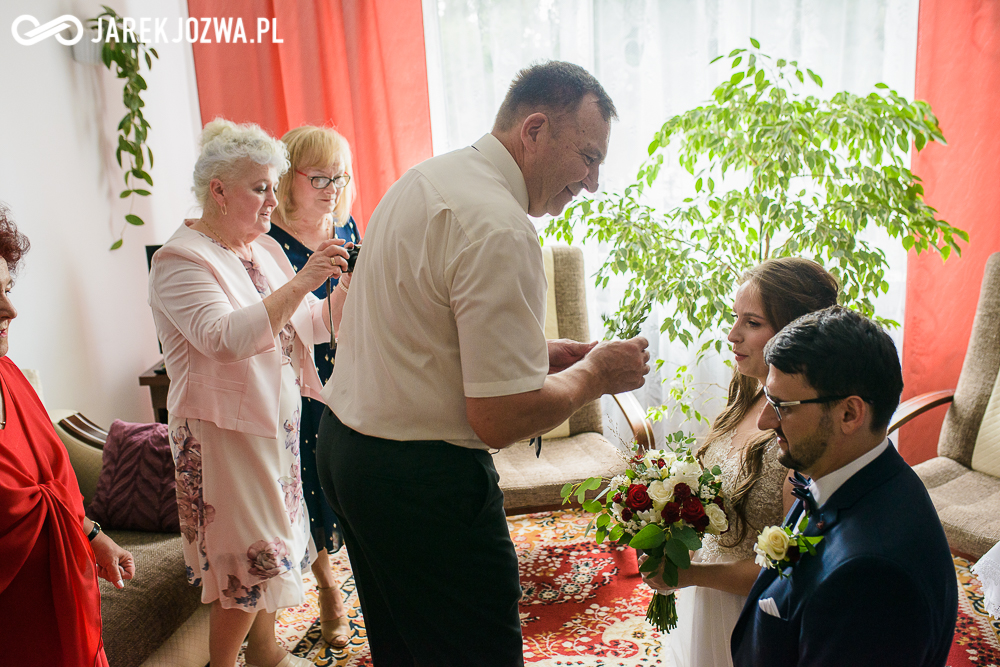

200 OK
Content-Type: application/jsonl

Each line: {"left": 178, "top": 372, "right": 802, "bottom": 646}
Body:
{"left": 89, "top": 5, "right": 159, "bottom": 250}
{"left": 544, "top": 40, "right": 966, "bottom": 353}
{"left": 561, "top": 438, "right": 724, "bottom": 633}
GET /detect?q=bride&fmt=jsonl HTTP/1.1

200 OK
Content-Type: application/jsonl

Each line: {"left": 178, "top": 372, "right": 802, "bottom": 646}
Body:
{"left": 644, "top": 257, "right": 839, "bottom": 667}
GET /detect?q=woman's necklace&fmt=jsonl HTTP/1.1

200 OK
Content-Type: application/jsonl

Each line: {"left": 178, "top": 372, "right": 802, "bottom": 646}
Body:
{"left": 284, "top": 214, "right": 333, "bottom": 251}
{"left": 201, "top": 218, "right": 250, "bottom": 261}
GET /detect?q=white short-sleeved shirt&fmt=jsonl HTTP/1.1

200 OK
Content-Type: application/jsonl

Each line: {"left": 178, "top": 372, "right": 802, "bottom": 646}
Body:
{"left": 321, "top": 134, "right": 549, "bottom": 450}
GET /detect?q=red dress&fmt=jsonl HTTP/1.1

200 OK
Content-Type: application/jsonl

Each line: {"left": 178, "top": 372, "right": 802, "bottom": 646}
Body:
{"left": 0, "top": 357, "right": 109, "bottom": 667}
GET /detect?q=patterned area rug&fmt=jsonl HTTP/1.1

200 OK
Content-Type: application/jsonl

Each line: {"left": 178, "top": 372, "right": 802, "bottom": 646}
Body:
{"left": 950, "top": 557, "right": 1000, "bottom": 667}
{"left": 251, "top": 510, "right": 999, "bottom": 666}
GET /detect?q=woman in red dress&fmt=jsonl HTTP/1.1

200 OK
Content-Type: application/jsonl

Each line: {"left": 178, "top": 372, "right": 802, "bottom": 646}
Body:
{"left": 0, "top": 203, "right": 136, "bottom": 666}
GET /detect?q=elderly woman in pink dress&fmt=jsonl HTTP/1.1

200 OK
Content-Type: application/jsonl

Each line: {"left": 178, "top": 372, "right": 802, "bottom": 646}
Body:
{"left": 149, "top": 119, "right": 350, "bottom": 667}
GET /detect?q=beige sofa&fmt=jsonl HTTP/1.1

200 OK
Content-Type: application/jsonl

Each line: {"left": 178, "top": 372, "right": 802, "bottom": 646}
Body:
{"left": 50, "top": 409, "right": 210, "bottom": 667}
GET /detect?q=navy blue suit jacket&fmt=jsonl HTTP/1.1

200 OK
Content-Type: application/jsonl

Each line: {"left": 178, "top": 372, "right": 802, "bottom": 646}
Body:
{"left": 730, "top": 444, "right": 957, "bottom": 666}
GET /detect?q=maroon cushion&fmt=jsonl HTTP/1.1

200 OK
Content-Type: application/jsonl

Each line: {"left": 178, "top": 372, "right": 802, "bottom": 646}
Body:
{"left": 88, "top": 420, "right": 179, "bottom": 532}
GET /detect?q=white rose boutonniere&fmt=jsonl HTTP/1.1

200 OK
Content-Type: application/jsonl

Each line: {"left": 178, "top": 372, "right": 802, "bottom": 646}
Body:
{"left": 753, "top": 515, "right": 824, "bottom": 577}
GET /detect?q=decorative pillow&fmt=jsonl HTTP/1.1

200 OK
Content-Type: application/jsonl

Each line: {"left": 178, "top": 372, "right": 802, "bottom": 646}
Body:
{"left": 88, "top": 420, "right": 179, "bottom": 533}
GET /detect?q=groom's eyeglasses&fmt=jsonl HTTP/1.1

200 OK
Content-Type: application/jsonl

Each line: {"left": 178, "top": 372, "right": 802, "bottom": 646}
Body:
{"left": 762, "top": 388, "right": 870, "bottom": 422}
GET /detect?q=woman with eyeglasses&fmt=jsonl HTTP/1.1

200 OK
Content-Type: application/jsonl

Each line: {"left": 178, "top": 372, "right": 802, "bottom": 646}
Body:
{"left": 150, "top": 119, "right": 350, "bottom": 667}
{"left": 643, "top": 257, "right": 839, "bottom": 667}
{"left": 266, "top": 125, "right": 359, "bottom": 650}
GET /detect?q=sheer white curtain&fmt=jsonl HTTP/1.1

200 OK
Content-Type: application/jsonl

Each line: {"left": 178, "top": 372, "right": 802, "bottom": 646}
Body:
{"left": 423, "top": 0, "right": 919, "bottom": 446}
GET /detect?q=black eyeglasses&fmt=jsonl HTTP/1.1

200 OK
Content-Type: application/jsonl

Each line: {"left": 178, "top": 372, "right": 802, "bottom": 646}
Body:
{"left": 762, "top": 388, "right": 870, "bottom": 422}
{"left": 297, "top": 170, "right": 350, "bottom": 190}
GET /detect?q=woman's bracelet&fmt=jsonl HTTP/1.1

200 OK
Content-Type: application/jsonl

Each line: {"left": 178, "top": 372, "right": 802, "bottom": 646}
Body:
{"left": 338, "top": 281, "right": 349, "bottom": 294}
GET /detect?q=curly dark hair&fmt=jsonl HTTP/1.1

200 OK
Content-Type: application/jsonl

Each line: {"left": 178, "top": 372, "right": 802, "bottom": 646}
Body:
{"left": 0, "top": 203, "right": 30, "bottom": 275}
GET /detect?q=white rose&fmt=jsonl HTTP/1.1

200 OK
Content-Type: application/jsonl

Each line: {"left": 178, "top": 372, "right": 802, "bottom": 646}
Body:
{"left": 647, "top": 480, "right": 672, "bottom": 509}
{"left": 670, "top": 459, "right": 702, "bottom": 480}
{"left": 757, "top": 526, "right": 791, "bottom": 562}
{"left": 704, "top": 503, "right": 729, "bottom": 535}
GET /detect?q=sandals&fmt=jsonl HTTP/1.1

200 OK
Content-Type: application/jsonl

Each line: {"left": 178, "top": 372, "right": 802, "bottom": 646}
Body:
{"left": 317, "top": 586, "right": 351, "bottom": 649}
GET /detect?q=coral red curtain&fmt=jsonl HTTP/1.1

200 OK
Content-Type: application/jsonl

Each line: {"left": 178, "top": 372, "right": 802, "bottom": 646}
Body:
{"left": 900, "top": 0, "right": 1000, "bottom": 464}
{"left": 187, "top": 0, "right": 433, "bottom": 233}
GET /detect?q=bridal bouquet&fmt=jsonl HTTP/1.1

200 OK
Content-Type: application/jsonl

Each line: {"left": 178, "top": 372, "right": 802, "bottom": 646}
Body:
{"left": 560, "top": 440, "right": 728, "bottom": 633}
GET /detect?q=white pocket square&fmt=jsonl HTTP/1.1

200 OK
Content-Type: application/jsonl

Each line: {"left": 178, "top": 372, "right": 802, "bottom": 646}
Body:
{"left": 758, "top": 597, "right": 781, "bottom": 617}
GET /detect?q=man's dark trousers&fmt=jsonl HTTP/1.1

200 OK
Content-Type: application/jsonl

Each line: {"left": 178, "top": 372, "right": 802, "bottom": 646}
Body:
{"left": 316, "top": 408, "right": 524, "bottom": 667}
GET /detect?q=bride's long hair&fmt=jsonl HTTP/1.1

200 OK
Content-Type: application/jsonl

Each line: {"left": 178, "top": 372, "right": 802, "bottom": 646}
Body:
{"left": 698, "top": 257, "right": 839, "bottom": 546}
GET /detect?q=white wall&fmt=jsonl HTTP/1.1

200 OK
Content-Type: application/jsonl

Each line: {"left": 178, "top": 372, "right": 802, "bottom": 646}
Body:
{"left": 0, "top": 0, "right": 201, "bottom": 423}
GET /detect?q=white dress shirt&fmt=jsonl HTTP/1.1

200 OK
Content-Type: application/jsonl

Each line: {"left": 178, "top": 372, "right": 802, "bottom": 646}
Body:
{"left": 322, "top": 134, "right": 549, "bottom": 450}
{"left": 808, "top": 438, "right": 891, "bottom": 508}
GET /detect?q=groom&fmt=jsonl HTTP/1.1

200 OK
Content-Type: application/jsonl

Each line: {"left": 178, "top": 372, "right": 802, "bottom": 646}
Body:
{"left": 730, "top": 306, "right": 958, "bottom": 666}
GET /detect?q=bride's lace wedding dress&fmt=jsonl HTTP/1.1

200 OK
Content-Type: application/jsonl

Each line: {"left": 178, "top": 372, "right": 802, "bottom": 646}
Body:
{"left": 668, "top": 430, "right": 788, "bottom": 667}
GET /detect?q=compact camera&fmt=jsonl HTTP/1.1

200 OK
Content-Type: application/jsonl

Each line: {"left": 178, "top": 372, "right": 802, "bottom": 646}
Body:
{"left": 346, "top": 244, "right": 361, "bottom": 273}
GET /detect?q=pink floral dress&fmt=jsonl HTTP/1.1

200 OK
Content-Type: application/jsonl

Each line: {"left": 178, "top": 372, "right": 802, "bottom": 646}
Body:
{"left": 169, "top": 241, "right": 315, "bottom": 612}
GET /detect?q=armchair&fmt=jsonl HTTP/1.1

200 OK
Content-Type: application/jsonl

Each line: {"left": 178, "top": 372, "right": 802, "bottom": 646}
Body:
{"left": 888, "top": 252, "right": 1000, "bottom": 558}
{"left": 493, "top": 245, "right": 654, "bottom": 516}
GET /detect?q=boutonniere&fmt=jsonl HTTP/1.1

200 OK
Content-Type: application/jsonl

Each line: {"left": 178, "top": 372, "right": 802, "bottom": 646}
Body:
{"left": 753, "top": 514, "right": 824, "bottom": 578}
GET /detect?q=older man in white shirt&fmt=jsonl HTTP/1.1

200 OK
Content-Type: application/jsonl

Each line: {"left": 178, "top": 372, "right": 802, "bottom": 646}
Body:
{"left": 316, "top": 62, "right": 650, "bottom": 666}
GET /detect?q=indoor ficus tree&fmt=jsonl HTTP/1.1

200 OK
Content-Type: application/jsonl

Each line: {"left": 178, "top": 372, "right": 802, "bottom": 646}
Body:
{"left": 545, "top": 40, "right": 966, "bottom": 370}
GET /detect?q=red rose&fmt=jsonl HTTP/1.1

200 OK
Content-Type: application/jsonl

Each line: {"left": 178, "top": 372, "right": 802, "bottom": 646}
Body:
{"left": 613, "top": 493, "right": 623, "bottom": 504}
{"left": 680, "top": 496, "right": 706, "bottom": 525}
{"left": 786, "top": 545, "right": 802, "bottom": 564}
{"left": 622, "top": 508, "right": 634, "bottom": 522}
{"left": 695, "top": 514, "right": 711, "bottom": 531}
{"left": 625, "top": 484, "right": 653, "bottom": 512}
{"left": 661, "top": 502, "right": 681, "bottom": 524}
{"left": 714, "top": 496, "right": 725, "bottom": 509}
{"left": 657, "top": 459, "right": 666, "bottom": 468}
{"left": 673, "top": 483, "right": 693, "bottom": 500}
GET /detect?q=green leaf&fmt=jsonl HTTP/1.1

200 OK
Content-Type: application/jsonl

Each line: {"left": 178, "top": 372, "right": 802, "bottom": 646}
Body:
{"left": 119, "top": 189, "right": 133, "bottom": 199}
{"left": 807, "top": 68, "right": 823, "bottom": 87}
{"left": 560, "top": 483, "right": 574, "bottom": 499}
{"left": 750, "top": 37, "right": 760, "bottom": 48}
{"left": 582, "top": 499, "right": 602, "bottom": 513}
{"left": 609, "top": 524, "right": 625, "bottom": 542}
{"left": 110, "top": 238, "right": 123, "bottom": 250}
{"left": 671, "top": 524, "right": 702, "bottom": 551}
{"left": 660, "top": 557, "right": 679, "bottom": 587}
{"left": 639, "top": 553, "right": 662, "bottom": 573}
{"left": 133, "top": 189, "right": 151, "bottom": 196}
{"left": 125, "top": 214, "right": 144, "bottom": 226}
{"left": 730, "top": 71, "right": 745, "bottom": 85}
{"left": 629, "top": 524, "right": 667, "bottom": 550}
{"left": 663, "top": 536, "right": 691, "bottom": 568}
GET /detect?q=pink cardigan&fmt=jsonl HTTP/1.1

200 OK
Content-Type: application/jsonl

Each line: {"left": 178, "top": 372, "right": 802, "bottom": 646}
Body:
{"left": 148, "top": 222, "right": 328, "bottom": 439}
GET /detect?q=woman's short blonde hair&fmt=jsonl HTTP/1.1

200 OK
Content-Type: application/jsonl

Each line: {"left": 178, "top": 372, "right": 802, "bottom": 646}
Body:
{"left": 192, "top": 118, "right": 289, "bottom": 209}
{"left": 275, "top": 126, "right": 355, "bottom": 228}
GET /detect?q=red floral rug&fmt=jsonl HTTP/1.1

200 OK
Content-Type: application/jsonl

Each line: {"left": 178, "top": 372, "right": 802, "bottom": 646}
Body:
{"left": 251, "top": 510, "right": 999, "bottom": 666}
